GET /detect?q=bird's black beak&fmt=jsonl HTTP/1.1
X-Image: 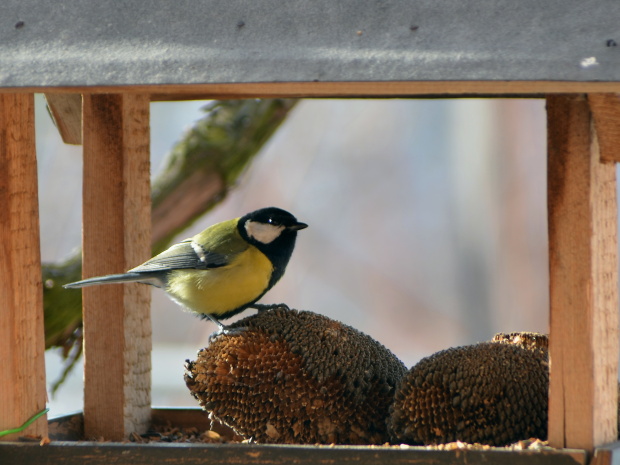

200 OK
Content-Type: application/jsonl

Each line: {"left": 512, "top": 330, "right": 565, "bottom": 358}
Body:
{"left": 288, "top": 222, "right": 308, "bottom": 231}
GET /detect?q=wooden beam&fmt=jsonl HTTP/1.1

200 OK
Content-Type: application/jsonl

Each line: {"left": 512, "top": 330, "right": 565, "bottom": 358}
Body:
{"left": 590, "top": 441, "right": 620, "bottom": 465}
{"left": 3, "top": 81, "right": 620, "bottom": 99}
{"left": 547, "top": 94, "right": 619, "bottom": 451}
{"left": 588, "top": 94, "right": 620, "bottom": 163}
{"left": 0, "top": 438, "right": 591, "bottom": 465}
{"left": 82, "top": 94, "right": 152, "bottom": 440}
{"left": 0, "top": 93, "right": 48, "bottom": 440}
{"left": 44, "top": 94, "right": 83, "bottom": 145}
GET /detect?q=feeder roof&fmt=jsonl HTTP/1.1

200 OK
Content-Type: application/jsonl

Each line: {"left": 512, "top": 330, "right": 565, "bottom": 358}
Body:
{"left": 2, "top": 0, "right": 620, "bottom": 89}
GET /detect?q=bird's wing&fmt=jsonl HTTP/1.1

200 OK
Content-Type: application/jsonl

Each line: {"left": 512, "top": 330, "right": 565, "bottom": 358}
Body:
{"left": 128, "top": 240, "right": 224, "bottom": 273}
{"left": 130, "top": 227, "right": 248, "bottom": 273}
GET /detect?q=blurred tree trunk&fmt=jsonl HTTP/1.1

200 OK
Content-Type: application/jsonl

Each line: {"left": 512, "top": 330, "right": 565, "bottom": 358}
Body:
{"left": 43, "top": 98, "right": 297, "bottom": 391}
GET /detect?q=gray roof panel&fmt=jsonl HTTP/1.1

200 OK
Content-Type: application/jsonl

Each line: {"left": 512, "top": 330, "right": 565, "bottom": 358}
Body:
{"left": 2, "top": 0, "right": 620, "bottom": 88}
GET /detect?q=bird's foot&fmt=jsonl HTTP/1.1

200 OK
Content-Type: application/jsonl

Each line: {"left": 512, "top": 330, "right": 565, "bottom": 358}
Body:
{"left": 251, "top": 303, "right": 290, "bottom": 312}
{"left": 208, "top": 324, "right": 247, "bottom": 343}
{"left": 220, "top": 325, "right": 247, "bottom": 336}
{"left": 201, "top": 313, "right": 234, "bottom": 342}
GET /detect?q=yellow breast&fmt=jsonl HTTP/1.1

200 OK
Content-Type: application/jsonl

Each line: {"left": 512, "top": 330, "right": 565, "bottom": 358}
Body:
{"left": 165, "top": 247, "right": 273, "bottom": 315}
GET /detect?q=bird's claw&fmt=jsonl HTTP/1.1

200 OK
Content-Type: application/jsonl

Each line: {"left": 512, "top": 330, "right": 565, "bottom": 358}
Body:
{"left": 208, "top": 324, "right": 247, "bottom": 343}
{"left": 251, "top": 303, "right": 290, "bottom": 312}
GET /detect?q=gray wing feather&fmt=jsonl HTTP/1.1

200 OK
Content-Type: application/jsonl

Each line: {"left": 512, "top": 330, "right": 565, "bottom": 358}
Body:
{"left": 129, "top": 239, "right": 229, "bottom": 273}
{"left": 64, "top": 239, "right": 232, "bottom": 290}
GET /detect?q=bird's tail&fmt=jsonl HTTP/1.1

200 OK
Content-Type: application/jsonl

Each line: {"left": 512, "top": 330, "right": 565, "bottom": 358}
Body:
{"left": 63, "top": 272, "right": 150, "bottom": 289}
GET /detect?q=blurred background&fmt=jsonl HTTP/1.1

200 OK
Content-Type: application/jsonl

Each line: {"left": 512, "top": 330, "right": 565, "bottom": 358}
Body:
{"left": 38, "top": 96, "right": 549, "bottom": 416}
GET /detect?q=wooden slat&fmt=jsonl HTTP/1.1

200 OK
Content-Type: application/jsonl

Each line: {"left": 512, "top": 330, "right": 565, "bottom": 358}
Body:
{"left": 547, "top": 94, "right": 619, "bottom": 451}
{"left": 150, "top": 408, "right": 211, "bottom": 431}
{"left": 44, "top": 94, "right": 83, "bottom": 145}
{"left": 3, "top": 81, "right": 620, "bottom": 99}
{"left": 0, "top": 440, "right": 589, "bottom": 465}
{"left": 0, "top": 93, "right": 48, "bottom": 440}
{"left": 590, "top": 441, "right": 620, "bottom": 465}
{"left": 82, "top": 94, "right": 152, "bottom": 441}
{"left": 588, "top": 94, "right": 620, "bottom": 163}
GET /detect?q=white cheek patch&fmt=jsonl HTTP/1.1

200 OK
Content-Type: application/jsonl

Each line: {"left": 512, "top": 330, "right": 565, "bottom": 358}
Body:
{"left": 245, "top": 221, "right": 285, "bottom": 244}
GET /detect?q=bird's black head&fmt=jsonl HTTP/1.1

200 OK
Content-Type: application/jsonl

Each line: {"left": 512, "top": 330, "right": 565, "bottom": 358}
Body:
{"left": 238, "top": 207, "right": 307, "bottom": 286}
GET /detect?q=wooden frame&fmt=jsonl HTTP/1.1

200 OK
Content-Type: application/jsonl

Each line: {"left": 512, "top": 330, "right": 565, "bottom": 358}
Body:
{"left": 2, "top": 83, "right": 620, "bottom": 464}
{"left": 4, "top": 81, "right": 620, "bottom": 98}
{"left": 81, "top": 94, "right": 152, "bottom": 440}
{"left": 547, "top": 95, "right": 619, "bottom": 450}
{"left": 0, "top": 409, "right": 592, "bottom": 465}
{"left": 0, "top": 93, "right": 48, "bottom": 441}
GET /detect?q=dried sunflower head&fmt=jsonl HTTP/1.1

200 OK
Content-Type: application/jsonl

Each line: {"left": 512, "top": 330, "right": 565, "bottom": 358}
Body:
{"left": 185, "top": 306, "right": 407, "bottom": 444}
{"left": 389, "top": 333, "right": 548, "bottom": 446}
{"left": 491, "top": 332, "right": 549, "bottom": 356}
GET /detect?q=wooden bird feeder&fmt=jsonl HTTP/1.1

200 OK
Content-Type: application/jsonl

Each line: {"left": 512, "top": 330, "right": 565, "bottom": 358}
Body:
{"left": 1, "top": 0, "right": 620, "bottom": 463}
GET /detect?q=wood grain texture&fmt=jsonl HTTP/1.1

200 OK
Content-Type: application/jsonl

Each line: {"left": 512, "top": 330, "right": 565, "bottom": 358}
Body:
{"left": 547, "top": 94, "right": 619, "bottom": 451}
{"left": 82, "top": 94, "right": 152, "bottom": 441}
{"left": 590, "top": 441, "right": 620, "bottom": 465}
{"left": 0, "top": 93, "right": 48, "bottom": 440}
{"left": 0, "top": 441, "right": 589, "bottom": 465}
{"left": 588, "top": 94, "right": 620, "bottom": 163}
{"left": 44, "top": 93, "right": 83, "bottom": 145}
{"left": 3, "top": 81, "right": 620, "bottom": 99}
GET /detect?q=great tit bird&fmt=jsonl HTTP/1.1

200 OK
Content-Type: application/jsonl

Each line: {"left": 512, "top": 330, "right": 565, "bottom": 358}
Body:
{"left": 65, "top": 207, "right": 307, "bottom": 331}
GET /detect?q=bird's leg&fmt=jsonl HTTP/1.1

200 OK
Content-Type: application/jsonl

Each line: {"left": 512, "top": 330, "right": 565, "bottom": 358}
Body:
{"left": 202, "top": 304, "right": 291, "bottom": 343}
{"left": 251, "top": 303, "right": 290, "bottom": 312}
{"left": 201, "top": 312, "right": 248, "bottom": 343}
{"left": 201, "top": 312, "right": 227, "bottom": 332}
{"left": 202, "top": 313, "right": 238, "bottom": 339}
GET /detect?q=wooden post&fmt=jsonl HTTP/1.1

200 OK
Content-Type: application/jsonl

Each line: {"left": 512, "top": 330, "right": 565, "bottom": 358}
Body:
{"left": 0, "top": 93, "right": 48, "bottom": 440}
{"left": 44, "top": 94, "right": 83, "bottom": 145}
{"left": 589, "top": 94, "right": 620, "bottom": 163}
{"left": 82, "top": 94, "right": 152, "bottom": 440}
{"left": 547, "top": 94, "right": 619, "bottom": 451}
